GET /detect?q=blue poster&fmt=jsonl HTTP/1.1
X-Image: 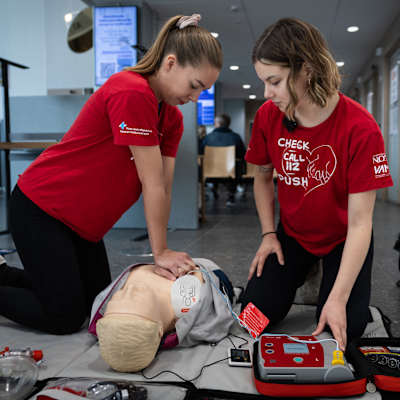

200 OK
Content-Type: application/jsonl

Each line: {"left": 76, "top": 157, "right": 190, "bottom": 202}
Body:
{"left": 94, "top": 6, "right": 138, "bottom": 86}
{"left": 197, "top": 85, "right": 215, "bottom": 125}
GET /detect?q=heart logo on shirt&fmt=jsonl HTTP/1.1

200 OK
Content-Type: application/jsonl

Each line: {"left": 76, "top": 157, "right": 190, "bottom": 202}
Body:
{"left": 281, "top": 145, "right": 337, "bottom": 196}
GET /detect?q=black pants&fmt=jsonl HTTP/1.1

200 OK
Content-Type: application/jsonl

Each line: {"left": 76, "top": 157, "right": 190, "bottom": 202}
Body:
{"left": 241, "top": 223, "right": 373, "bottom": 342}
{"left": 0, "top": 185, "right": 111, "bottom": 334}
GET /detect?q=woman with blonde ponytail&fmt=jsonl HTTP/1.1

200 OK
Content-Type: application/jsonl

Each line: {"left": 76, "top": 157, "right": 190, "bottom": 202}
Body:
{"left": 3, "top": 14, "right": 221, "bottom": 334}
{"left": 241, "top": 18, "right": 393, "bottom": 351}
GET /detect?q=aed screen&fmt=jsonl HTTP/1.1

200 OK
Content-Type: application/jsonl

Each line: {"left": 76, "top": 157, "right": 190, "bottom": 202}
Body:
{"left": 231, "top": 349, "right": 251, "bottom": 362}
{"left": 283, "top": 343, "right": 309, "bottom": 354}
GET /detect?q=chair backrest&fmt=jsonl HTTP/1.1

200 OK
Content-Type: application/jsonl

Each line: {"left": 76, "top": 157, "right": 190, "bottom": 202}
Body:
{"left": 203, "top": 145, "right": 235, "bottom": 180}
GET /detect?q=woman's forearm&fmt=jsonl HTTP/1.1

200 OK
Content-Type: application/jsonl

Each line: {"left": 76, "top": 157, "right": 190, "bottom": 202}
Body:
{"left": 328, "top": 222, "right": 372, "bottom": 303}
{"left": 254, "top": 170, "right": 276, "bottom": 233}
{"left": 142, "top": 183, "right": 169, "bottom": 256}
{"left": 328, "top": 190, "right": 376, "bottom": 303}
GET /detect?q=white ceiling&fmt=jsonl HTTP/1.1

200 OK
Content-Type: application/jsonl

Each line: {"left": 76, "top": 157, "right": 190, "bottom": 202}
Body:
{"left": 83, "top": 0, "right": 400, "bottom": 100}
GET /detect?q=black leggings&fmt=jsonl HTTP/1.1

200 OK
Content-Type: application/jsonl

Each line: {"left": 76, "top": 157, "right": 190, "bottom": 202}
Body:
{"left": 241, "top": 222, "right": 373, "bottom": 342}
{"left": 0, "top": 185, "right": 111, "bottom": 334}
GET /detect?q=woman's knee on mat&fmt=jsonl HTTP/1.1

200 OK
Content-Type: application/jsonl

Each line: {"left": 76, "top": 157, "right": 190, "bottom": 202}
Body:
{"left": 40, "top": 297, "right": 88, "bottom": 334}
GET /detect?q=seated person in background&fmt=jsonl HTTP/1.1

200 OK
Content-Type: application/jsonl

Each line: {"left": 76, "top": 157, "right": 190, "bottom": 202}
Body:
{"left": 89, "top": 258, "right": 235, "bottom": 372}
{"left": 200, "top": 114, "right": 246, "bottom": 204}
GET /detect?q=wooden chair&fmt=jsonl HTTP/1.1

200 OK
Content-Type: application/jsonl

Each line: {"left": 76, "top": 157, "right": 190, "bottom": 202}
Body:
{"left": 199, "top": 145, "right": 236, "bottom": 222}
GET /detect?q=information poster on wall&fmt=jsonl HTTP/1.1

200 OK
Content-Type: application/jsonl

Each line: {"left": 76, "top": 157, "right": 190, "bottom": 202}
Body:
{"left": 94, "top": 6, "right": 138, "bottom": 86}
{"left": 197, "top": 85, "right": 215, "bottom": 125}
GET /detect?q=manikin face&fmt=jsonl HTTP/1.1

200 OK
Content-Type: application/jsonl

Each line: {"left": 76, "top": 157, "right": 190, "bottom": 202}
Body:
{"left": 156, "top": 55, "right": 220, "bottom": 106}
{"left": 254, "top": 61, "right": 309, "bottom": 113}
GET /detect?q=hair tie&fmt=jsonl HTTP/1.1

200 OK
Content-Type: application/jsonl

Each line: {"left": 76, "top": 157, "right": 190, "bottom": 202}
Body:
{"left": 176, "top": 14, "right": 201, "bottom": 29}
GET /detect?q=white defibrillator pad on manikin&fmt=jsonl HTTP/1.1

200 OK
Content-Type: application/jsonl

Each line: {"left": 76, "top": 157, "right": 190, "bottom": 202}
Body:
{"left": 171, "top": 273, "right": 202, "bottom": 318}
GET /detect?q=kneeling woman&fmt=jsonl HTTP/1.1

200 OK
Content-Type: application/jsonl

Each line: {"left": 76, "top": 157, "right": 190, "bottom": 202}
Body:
{"left": 241, "top": 18, "right": 393, "bottom": 351}
{"left": 1, "top": 14, "right": 221, "bottom": 334}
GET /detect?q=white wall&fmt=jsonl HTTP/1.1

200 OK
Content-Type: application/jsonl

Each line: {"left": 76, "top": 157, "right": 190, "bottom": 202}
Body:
{"left": 0, "top": 0, "right": 47, "bottom": 96}
{"left": 45, "top": 0, "right": 94, "bottom": 91}
{"left": 0, "top": 0, "right": 92, "bottom": 96}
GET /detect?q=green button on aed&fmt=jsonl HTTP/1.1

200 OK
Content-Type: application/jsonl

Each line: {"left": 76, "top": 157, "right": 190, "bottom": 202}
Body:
{"left": 293, "top": 357, "right": 303, "bottom": 363}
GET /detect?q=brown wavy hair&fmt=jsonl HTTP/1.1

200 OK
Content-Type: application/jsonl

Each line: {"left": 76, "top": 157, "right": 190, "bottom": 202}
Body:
{"left": 126, "top": 15, "right": 222, "bottom": 74}
{"left": 252, "top": 18, "right": 341, "bottom": 119}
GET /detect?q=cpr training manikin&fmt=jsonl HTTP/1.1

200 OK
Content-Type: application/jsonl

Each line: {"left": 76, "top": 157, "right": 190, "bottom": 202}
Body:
{"left": 89, "top": 258, "right": 235, "bottom": 372}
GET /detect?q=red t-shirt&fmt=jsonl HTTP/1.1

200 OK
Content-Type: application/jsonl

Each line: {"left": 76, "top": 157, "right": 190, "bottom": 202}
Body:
{"left": 246, "top": 93, "right": 393, "bottom": 256}
{"left": 18, "top": 71, "right": 183, "bottom": 242}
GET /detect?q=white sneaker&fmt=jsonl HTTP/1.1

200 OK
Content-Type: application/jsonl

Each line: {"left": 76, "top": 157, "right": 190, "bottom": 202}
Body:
{"left": 0, "top": 255, "right": 6, "bottom": 266}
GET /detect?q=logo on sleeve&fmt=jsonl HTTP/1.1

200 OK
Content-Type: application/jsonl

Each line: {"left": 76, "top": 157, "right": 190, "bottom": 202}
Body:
{"left": 118, "top": 121, "right": 152, "bottom": 136}
{"left": 372, "top": 153, "right": 390, "bottom": 178}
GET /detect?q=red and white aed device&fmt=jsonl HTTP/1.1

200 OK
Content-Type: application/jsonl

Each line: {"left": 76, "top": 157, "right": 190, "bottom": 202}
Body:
{"left": 255, "top": 335, "right": 354, "bottom": 384}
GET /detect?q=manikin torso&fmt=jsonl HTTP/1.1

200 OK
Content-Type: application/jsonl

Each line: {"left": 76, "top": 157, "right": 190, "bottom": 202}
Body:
{"left": 104, "top": 264, "right": 204, "bottom": 335}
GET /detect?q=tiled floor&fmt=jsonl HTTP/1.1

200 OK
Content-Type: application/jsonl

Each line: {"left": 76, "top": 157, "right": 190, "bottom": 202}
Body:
{"left": 1, "top": 184, "right": 400, "bottom": 336}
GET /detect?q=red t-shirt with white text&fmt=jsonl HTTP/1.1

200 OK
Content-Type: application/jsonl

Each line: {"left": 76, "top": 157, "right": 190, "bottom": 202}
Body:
{"left": 246, "top": 93, "right": 393, "bottom": 256}
{"left": 18, "top": 71, "right": 183, "bottom": 242}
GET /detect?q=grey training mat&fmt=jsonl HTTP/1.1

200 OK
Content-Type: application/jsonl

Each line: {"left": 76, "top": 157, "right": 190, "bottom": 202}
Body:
{"left": 0, "top": 304, "right": 388, "bottom": 399}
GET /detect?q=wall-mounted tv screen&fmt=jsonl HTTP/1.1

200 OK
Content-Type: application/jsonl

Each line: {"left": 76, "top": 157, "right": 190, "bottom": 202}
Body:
{"left": 197, "top": 85, "right": 215, "bottom": 125}
{"left": 94, "top": 6, "right": 138, "bottom": 86}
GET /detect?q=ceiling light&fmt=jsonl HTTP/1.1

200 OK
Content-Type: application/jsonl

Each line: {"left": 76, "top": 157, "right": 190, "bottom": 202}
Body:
{"left": 230, "top": 65, "right": 239, "bottom": 71}
{"left": 347, "top": 26, "right": 359, "bottom": 33}
{"left": 211, "top": 32, "right": 219, "bottom": 38}
{"left": 242, "top": 84, "right": 251, "bottom": 89}
{"left": 249, "top": 95, "right": 256, "bottom": 99}
{"left": 64, "top": 12, "right": 73, "bottom": 23}
{"left": 336, "top": 61, "right": 345, "bottom": 67}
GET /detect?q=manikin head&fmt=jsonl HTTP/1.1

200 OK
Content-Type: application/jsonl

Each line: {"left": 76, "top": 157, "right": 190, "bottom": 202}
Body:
{"left": 96, "top": 268, "right": 204, "bottom": 372}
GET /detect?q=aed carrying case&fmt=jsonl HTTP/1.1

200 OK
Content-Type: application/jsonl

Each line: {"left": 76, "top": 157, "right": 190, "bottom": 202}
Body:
{"left": 252, "top": 337, "right": 400, "bottom": 398}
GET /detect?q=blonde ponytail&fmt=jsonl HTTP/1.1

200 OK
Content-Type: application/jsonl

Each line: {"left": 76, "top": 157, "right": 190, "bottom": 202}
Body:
{"left": 127, "top": 14, "right": 222, "bottom": 75}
